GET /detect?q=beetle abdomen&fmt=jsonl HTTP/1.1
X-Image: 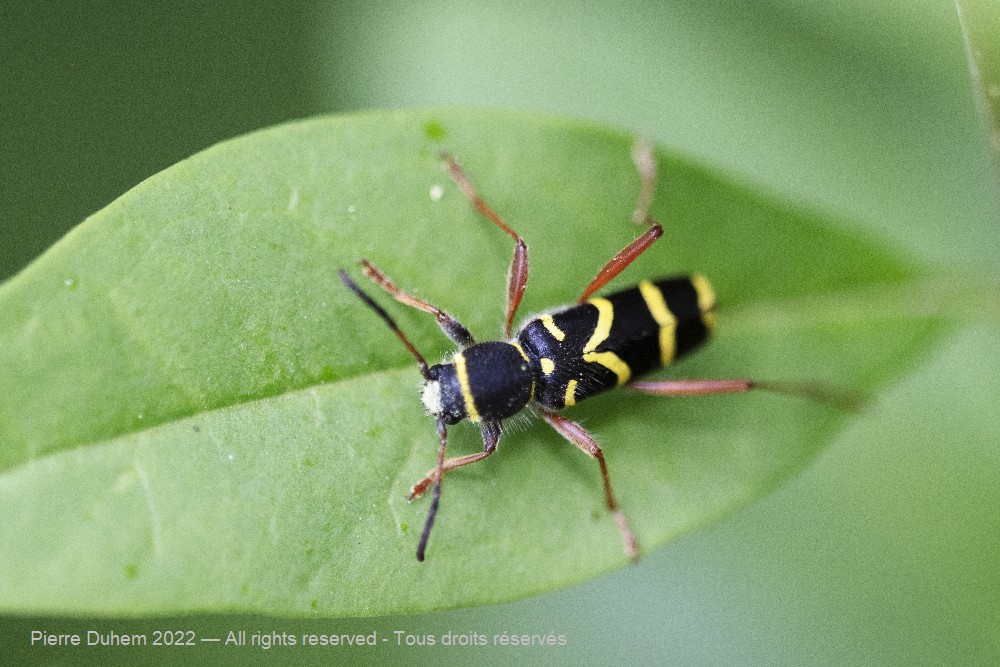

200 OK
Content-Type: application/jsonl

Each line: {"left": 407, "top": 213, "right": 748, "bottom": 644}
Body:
{"left": 518, "top": 275, "right": 716, "bottom": 410}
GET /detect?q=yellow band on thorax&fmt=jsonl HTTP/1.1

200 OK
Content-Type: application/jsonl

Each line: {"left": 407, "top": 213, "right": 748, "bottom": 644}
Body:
{"left": 452, "top": 351, "right": 480, "bottom": 422}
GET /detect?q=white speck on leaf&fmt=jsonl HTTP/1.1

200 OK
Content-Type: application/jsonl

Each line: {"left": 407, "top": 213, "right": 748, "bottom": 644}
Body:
{"left": 114, "top": 468, "right": 139, "bottom": 492}
{"left": 430, "top": 184, "right": 443, "bottom": 201}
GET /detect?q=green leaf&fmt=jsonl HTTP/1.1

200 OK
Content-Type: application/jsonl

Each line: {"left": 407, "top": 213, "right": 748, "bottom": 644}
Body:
{"left": 0, "top": 109, "right": 935, "bottom": 616}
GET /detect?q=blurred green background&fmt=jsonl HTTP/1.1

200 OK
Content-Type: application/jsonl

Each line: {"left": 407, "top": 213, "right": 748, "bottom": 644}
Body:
{"left": 3, "top": 1, "right": 998, "bottom": 664}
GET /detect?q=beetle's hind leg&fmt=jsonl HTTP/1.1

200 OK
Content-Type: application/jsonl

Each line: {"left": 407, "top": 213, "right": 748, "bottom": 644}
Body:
{"left": 538, "top": 409, "right": 639, "bottom": 563}
{"left": 629, "top": 379, "right": 863, "bottom": 412}
{"left": 631, "top": 137, "right": 658, "bottom": 225}
{"left": 578, "top": 139, "right": 664, "bottom": 303}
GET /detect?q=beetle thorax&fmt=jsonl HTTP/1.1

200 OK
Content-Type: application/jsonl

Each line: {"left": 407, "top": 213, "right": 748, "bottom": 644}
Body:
{"left": 420, "top": 342, "right": 535, "bottom": 425}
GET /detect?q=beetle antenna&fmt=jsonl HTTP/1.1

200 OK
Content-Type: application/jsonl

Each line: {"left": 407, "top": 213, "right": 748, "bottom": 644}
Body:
{"left": 339, "top": 268, "right": 431, "bottom": 380}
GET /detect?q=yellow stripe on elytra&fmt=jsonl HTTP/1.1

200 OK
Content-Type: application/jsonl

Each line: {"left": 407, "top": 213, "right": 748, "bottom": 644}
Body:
{"left": 583, "top": 297, "right": 614, "bottom": 353}
{"left": 638, "top": 279, "right": 677, "bottom": 365}
{"left": 582, "top": 297, "right": 631, "bottom": 385}
{"left": 452, "top": 351, "right": 480, "bottom": 422}
{"left": 564, "top": 379, "right": 578, "bottom": 407}
{"left": 509, "top": 342, "right": 536, "bottom": 400}
{"left": 690, "top": 274, "right": 717, "bottom": 334}
{"left": 541, "top": 315, "right": 566, "bottom": 342}
{"left": 540, "top": 358, "right": 555, "bottom": 375}
{"left": 583, "top": 351, "right": 632, "bottom": 386}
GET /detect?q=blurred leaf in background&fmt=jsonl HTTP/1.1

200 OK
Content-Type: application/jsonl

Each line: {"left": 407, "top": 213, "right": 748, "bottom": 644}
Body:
{"left": 0, "top": 2, "right": 319, "bottom": 282}
{"left": 316, "top": 0, "right": 1000, "bottom": 275}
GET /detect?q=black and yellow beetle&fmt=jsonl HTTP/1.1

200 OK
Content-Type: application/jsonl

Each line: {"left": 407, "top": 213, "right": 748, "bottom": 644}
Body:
{"left": 340, "top": 143, "right": 836, "bottom": 562}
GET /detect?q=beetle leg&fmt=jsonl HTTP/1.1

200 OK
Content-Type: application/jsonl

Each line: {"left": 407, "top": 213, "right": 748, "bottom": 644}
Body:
{"left": 538, "top": 409, "right": 639, "bottom": 563}
{"left": 578, "top": 139, "right": 663, "bottom": 303}
{"left": 630, "top": 379, "right": 862, "bottom": 411}
{"left": 408, "top": 420, "right": 501, "bottom": 501}
{"left": 442, "top": 153, "right": 529, "bottom": 338}
{"left": 359, "top": 259, "right": 474, "bottom": 348}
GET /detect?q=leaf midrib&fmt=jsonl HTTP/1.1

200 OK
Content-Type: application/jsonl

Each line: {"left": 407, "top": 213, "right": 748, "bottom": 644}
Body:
{"left": 3, "top": 272, "right": 972, "bottom": 479}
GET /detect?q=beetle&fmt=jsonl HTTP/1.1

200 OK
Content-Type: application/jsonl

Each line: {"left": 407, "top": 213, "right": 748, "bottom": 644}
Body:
{"left": 340, "top": 142, "right": 841, "bottom": 562}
